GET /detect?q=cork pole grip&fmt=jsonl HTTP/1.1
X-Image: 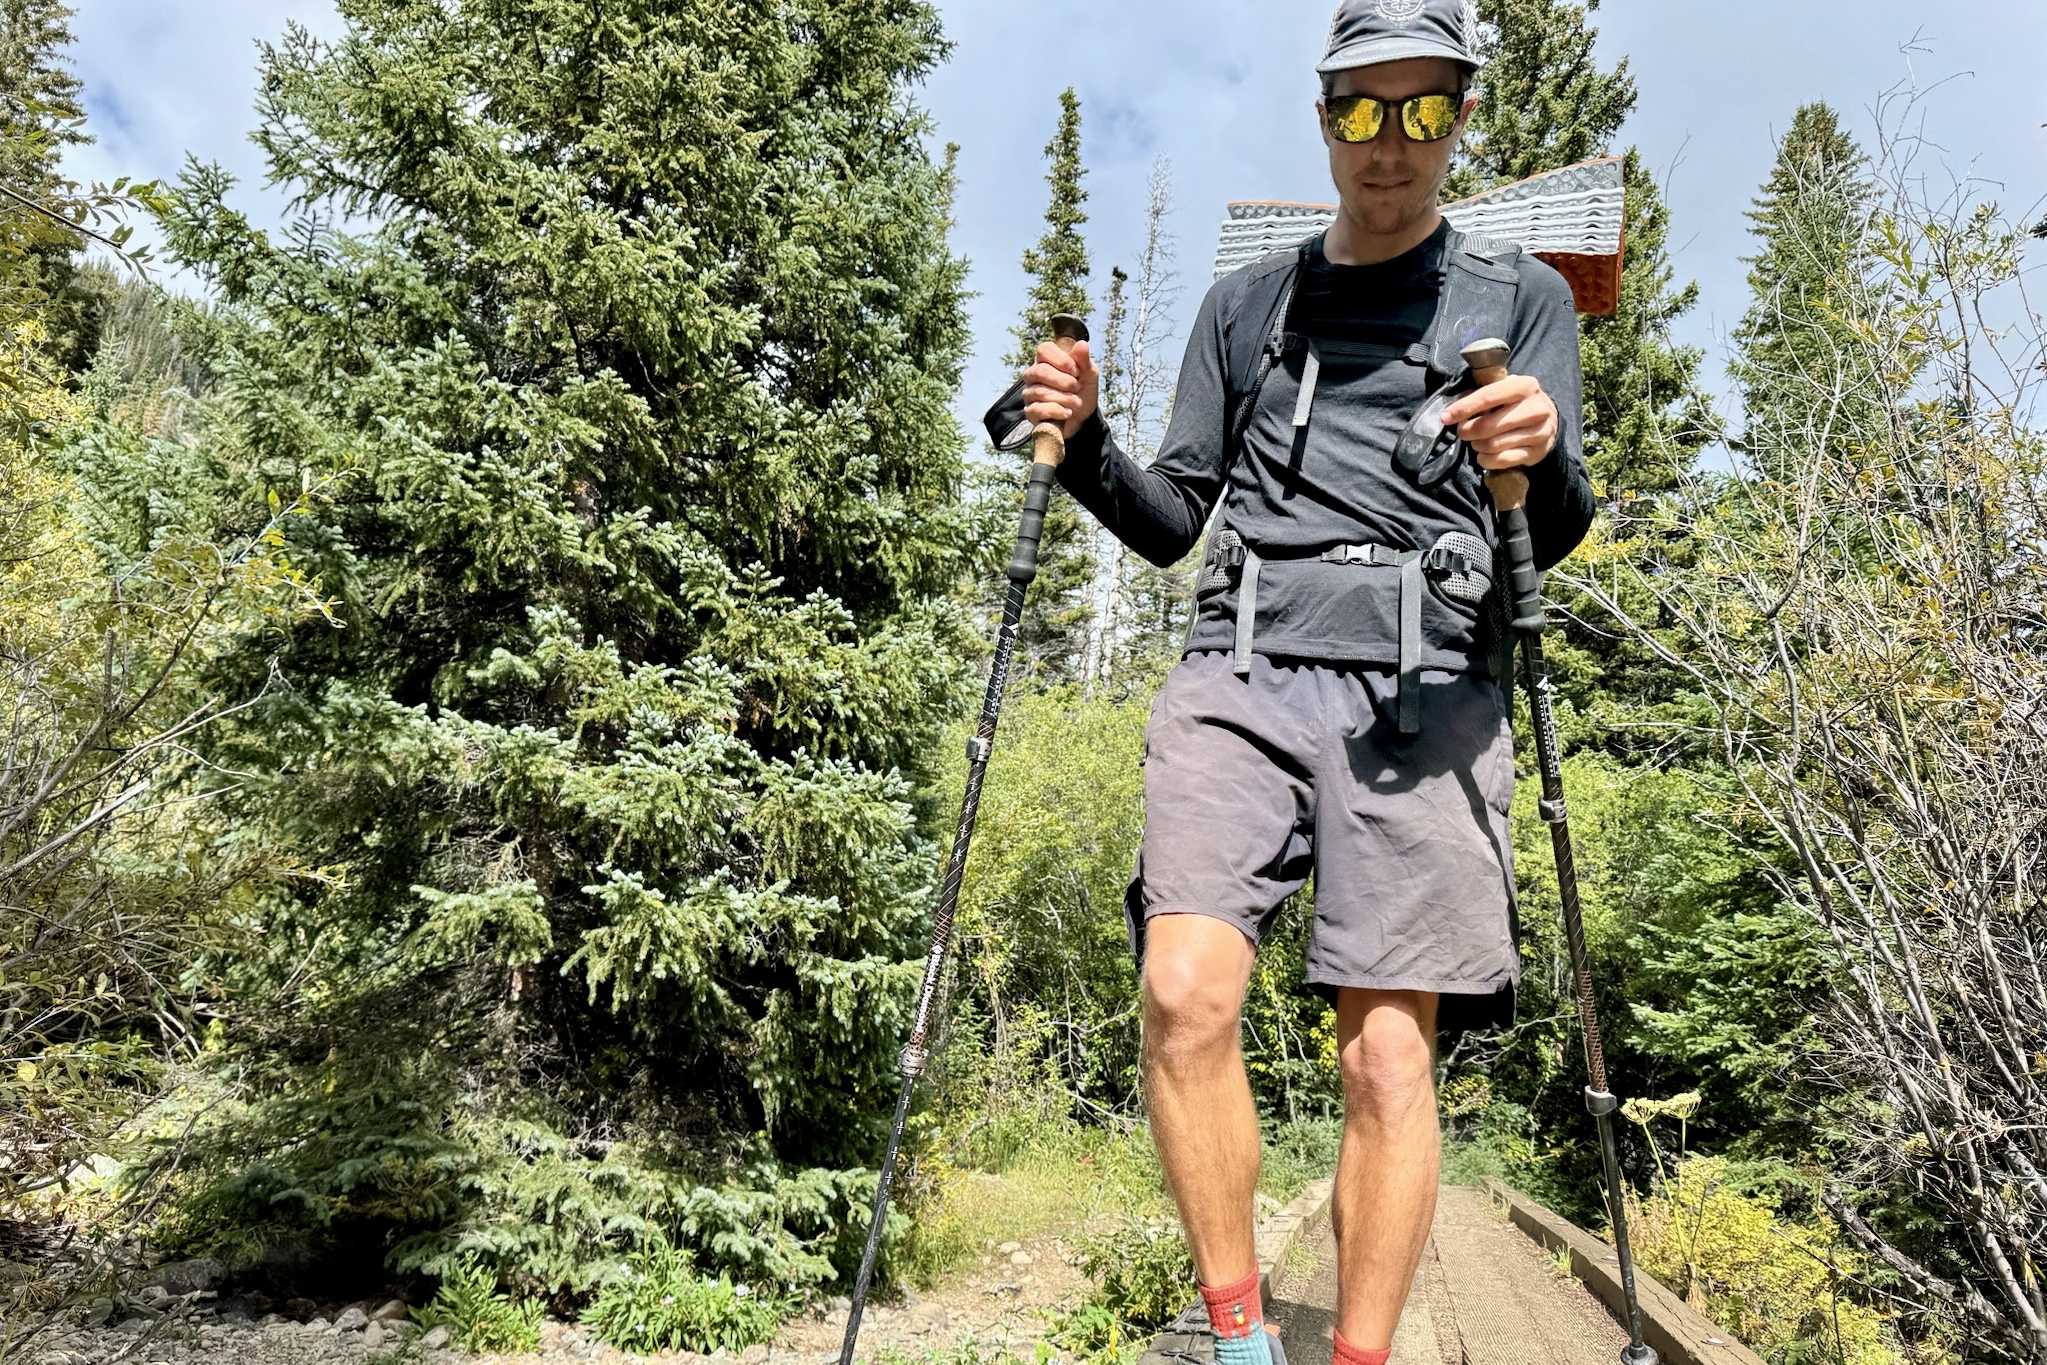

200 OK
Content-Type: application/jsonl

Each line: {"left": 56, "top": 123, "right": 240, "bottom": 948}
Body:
{"left": 1010, "top": 314, "right": 1091, "bottom": 585}
{"left": 1031, "top": 315, "right": 1090, "bottom": 469}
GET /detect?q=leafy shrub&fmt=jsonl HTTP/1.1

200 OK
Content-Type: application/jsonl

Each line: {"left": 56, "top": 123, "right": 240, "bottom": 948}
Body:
{"left": 1259, "top": 1119, "right": 1341, "bottom": 1204}
{"left": 580, "top": 1239, "right": 782, "bottom": 1355}
{"left": 162, "top": 1097, "right": 889, "bottom": 1302}
{"left": 1054, "top": 1301, "right": 1139, "bottom": 1361}
{"left": 1630, "top": 1158, "right": 1902, "bottom": 1365}
{"left": 415, "top": 1256, "right": 544, "bottom": 1354}
{"left": 1072, "top": 1218, "right": 1194, "bottom": 1333}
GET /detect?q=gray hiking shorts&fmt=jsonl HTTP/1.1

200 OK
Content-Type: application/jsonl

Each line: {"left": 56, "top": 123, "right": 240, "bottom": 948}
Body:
{"left": 1128, "top": 650, "right": 1520, "bottom": 1032}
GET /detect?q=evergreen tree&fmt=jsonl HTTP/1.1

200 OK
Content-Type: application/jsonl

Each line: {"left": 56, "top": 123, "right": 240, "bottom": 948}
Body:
{"left": 1445, "top": 0, "right": 1714, "bottom": 735}
{"left": 0, "top": 0, "right": 114, "bottom": 371}
{"left": 1451, "top": 0, "right": 1714, "bottom": 493}
{"left": 1007, "top": 89, "right": 1092, "bottom": 371}
{"left": 1731, "top": 103, "right": 1877, "bottom": 478}
{"left": 1002, "top": 88, "right": 1093, "bottom": 678}
{"left": 100, "top": 0, "right": 973, "bottom": 1296}
{"left": 1448, "top": 0, "right": 1633, "bottom": 185}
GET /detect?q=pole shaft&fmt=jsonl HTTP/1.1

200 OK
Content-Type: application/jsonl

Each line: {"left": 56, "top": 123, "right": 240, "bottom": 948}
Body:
{"left": 1517, "top": 631, "right": 1653, "bottom": 1363}
{"left": 1474, "top": 337, "right": 1655, "bottom": 1365}
{"left": 838, "top": 436, "right": 1066, "bottom": 1363}
{"left": 1521, "top": 637, "right": 1609, "bottom": 1092}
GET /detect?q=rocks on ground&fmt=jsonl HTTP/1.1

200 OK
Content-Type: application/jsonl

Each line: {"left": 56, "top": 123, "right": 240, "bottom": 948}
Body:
{"left": 18, "top": 1232, "right": 1093, "bottom": 1364}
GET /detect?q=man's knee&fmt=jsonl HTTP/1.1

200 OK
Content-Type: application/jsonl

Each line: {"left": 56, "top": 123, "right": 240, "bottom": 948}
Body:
{"left": 1142, "top": 916, "right": 1253, "bottom": 1062}
{"left": 1338, "top": 991, "right": 1437, "bottom": 1115}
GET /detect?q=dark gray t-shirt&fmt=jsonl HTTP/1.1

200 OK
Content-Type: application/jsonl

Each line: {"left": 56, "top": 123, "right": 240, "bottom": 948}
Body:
{"left": 1049, "top": 222, "right": 1595, "bottom": 672}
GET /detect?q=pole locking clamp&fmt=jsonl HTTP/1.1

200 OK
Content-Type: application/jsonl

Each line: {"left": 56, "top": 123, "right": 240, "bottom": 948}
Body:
{"left": 1539, "top": 796, "right": 1569, "bottom": 825}
{"left": 899, "top": 1046, "right": 929, "bottom": 1080}
{"left": 1585, "top": 1087, "right": 1619, "bottom": 1117}
{"left": 965, "top": 737, "right": 992, "bottom": 764}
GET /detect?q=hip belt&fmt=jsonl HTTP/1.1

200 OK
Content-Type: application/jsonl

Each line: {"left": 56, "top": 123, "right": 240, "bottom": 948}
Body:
{"left": 1202, "top": 531, "right": 1494, "bottom": 737}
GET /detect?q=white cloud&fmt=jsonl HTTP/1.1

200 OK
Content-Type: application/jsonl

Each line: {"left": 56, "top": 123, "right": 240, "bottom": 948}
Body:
{"left": 60, "top": 0, "right": 2047, "bottom": 422}
{"left": 68, "top": 0, "right": 344, "bottom": 212}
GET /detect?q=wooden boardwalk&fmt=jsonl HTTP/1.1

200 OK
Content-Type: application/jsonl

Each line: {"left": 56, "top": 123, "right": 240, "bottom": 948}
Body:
{"left": 1138, "top": 1185, "right": 1637, "bottom": 1365}
{"left": 1267, "top": 1186, "right": 1632, "bottom": 1365}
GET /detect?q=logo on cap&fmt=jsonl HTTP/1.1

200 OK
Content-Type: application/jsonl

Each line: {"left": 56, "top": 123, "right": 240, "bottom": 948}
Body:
{"left": 1375, "top": 0, "right": 1427, "bottom": 21}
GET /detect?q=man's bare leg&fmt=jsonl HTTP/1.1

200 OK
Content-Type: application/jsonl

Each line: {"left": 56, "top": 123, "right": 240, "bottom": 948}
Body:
{"left": 1141, "top": 913, "right": 1261, "bottom": 1286}
{"left": 1332, "top": 989, "right": 1441, "bottom": 1350}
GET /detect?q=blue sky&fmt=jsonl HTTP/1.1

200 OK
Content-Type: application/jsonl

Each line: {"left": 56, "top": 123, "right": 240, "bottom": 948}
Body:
{"left": 66, "top": 1, "right": 2047, "bottom": 423}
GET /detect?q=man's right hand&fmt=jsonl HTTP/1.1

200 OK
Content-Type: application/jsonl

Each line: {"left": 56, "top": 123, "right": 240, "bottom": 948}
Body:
{"left": 1021, "top": 339, "right": 1100, "bottom": 441}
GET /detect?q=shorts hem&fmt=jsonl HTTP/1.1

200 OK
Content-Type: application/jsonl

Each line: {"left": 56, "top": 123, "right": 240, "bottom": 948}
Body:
{"left": 1140, "top": 904, "right": 1263, "bottom": 945}
{"left": 1303, "top": 970, "right": 1519, "bottom": 997}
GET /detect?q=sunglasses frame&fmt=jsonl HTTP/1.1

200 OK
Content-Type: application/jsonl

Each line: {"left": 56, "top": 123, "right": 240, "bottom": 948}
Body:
{"left": 1322, "top": 89, "right": 1472, "bottom": 145}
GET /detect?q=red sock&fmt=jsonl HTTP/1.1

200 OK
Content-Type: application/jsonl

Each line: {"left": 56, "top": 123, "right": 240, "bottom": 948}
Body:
{"left": 1198, "top": 1268, "right": 1264, "bottom": 1340}
{"left": 1333, "top": 1330, "right": 1392, "bottom": 1365}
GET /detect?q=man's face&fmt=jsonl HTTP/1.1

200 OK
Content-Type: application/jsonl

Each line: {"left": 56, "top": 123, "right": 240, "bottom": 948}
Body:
{"left": 1319, "top": 57, "right": 1475, "bottom": 238}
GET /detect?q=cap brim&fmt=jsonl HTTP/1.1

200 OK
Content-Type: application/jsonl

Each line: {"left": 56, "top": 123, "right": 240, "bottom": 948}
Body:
{"left": 1317, "top": 37, "right": 1477, "bottom": 74}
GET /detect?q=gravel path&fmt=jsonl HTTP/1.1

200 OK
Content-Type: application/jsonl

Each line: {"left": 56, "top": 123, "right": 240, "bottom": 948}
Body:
{"left": 12, "top": 1226, "right": 1095, "bottom": 1365}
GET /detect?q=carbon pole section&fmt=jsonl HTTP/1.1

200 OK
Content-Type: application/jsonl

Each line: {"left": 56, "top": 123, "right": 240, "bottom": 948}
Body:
{"left": 1466, "top": 341, "right": 1658, "bottom": 1365}
{"left": 837, "top": 314, "right": 1091, "bottom": 1365}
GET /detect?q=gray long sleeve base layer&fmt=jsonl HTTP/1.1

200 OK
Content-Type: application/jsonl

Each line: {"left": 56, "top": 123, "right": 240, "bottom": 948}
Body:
{"left": 1043, "top": 224, "right": 1596, "bottom": 675}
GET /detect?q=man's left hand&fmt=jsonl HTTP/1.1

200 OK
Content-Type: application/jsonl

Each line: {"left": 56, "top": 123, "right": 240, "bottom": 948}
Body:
{"left": 1441, "top": 374, "right": 1559, "bottom": 471}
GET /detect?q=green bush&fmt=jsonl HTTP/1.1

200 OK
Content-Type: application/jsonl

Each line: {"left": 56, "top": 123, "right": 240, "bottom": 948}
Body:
{"left": 1630, "top": 1157, "right": 1902, "bottom": 1365}
{"left": 415, "top": 1256, "right": 544, "bottom": 1354}
{"left": 1072, "top": 1218, "right": 1194, "bottom": 1335}
{"left": 580, "top": 1240, "right": 782, "bottom": 1356}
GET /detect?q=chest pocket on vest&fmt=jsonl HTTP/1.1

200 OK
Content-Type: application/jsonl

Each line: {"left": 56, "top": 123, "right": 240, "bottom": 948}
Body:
{"left": 1277, "top": 338, "right": 1429, "bottom": 488}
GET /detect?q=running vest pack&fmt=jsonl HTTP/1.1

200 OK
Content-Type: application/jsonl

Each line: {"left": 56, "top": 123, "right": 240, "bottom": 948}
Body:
{"left": 1192, "top": 228, "right": 1524, "bottom": 734}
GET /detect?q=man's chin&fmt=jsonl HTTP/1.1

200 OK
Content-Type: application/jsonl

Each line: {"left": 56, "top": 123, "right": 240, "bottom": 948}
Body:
{"left": 1346, "top": 203, "right": 1433, "bottom": 238}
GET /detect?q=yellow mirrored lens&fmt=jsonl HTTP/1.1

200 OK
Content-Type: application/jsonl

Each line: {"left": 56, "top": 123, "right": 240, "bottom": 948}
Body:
{"left": 1327, "top": 96, "right": 1384, "bottom": 144}
{"left": 1402, "top": 95, "right": 1461, "bottom": 142}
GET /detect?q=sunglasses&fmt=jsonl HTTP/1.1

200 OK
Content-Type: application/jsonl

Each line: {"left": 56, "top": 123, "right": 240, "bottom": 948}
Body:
{"left": 1323, "top": 91, "right": 1468, "bottom": 145}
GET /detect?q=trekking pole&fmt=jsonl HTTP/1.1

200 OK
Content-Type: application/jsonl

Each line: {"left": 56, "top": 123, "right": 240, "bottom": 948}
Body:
{"left": 836, "top": 315, "right": 1091, "bottom": 1365}
{"left": 1467, "top": 339, "right": 1658, "bottom": 1365}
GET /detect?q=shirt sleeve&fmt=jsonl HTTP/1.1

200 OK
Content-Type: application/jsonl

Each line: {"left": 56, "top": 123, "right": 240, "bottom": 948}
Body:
{"left": 1508, "top": 256, "right": 1597, "bottom": 571}
{"left": 1045, "top": 277, "right": 1242, "bottom": 569}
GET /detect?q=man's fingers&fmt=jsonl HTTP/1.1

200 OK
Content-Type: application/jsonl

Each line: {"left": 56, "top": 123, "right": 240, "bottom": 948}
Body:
{"left": 1476, "top": 445, "right": 1544, "bottom": 471}
{"left": 1023, "top": 394, "right": 1080, "bottom": 421}
{"left": 1036, "top": 339, "right": 1081, "bottom": 376}
{"left": 1021, "top": 338, "right": 1100, "bottom": 441}
{"left": 1459, "top": 409, "right": 1557, "bottom": 447}
{"left": 1441, "top": 374, "right": 1540, "bottom": 427}
{"left": 1024, "top": 363, "right": 1080, "bottom": 396}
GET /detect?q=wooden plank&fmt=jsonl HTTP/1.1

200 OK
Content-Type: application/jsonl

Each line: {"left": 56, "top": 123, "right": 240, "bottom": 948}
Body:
{"left": 1388, "top": 1262, "right": 1438, "bottom": 1365}
{"left": 1430, "top": 1187, "right": 1569, "bottom": 1365}
{"left": 1483, "top": 1179, "right": 1768, "bottom": 1365}
{"left": 1257, "top": 1178, "right": 1335, "bottom": 1305}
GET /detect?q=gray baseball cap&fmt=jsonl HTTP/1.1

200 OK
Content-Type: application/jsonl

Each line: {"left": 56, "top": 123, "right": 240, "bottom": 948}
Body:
{"left": 1319, "top": 0, "right": 1484, "bottom": 76}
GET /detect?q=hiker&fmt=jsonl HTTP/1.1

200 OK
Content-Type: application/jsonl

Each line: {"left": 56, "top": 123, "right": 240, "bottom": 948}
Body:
{"left": 986, "top": 4, "right": 1595, "bottom": 1362}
